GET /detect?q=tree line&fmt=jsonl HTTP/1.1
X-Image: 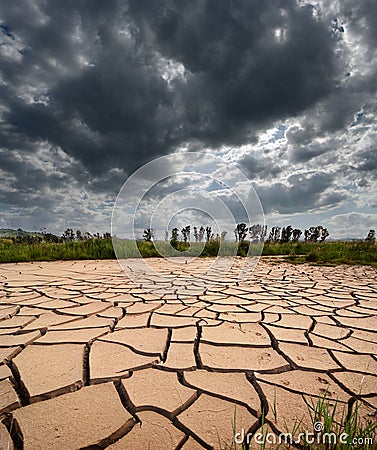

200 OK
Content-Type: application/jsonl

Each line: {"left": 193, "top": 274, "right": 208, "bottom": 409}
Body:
{"left": 8, "top": 228, "right": 111, "bottom": 244}
{"left": 142, "top": 224, "right": 332, "bottom": 244}
{"left": 6, "top": 226, "right": 375, "bottom": 245}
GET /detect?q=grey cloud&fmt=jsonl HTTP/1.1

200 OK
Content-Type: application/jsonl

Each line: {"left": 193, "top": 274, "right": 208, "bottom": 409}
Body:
{"left": 0, "top": 0, "right": 340, "bottom": 182}
{"left": 257, "top": 172, "right": 346, "bottom": 214}
{"left": 280, "top": 0, "right": 377, "bottom": 163}
{"left": 128, "top": 0, "right": 339, "bottom": 142}
{"left": 338, "top": 0, "right": 377, "bottom": 51}
{"left": 329, "top": 212, "right": 377, "bottom": 239}
{"left": 354, "top": 147, "right": 377, "bottom": 173}
{"left": 288, "top": 141, "right": 333, "bottom": 163}
{"left": 239, "top": 154, "right": 283, "bottom": 179}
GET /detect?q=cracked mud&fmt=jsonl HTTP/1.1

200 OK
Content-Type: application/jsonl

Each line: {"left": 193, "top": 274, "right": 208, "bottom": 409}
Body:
{"left": 0, "top": 257, "right": 376, "bottom": 449}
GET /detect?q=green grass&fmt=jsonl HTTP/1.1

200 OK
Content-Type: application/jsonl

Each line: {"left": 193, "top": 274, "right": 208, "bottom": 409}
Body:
{"left": 0, "top": 238, "right": 115, "bottom": 263}
{"left": 302, "top": 395, "right": 377, "bottom": 450}
{"left": 133, "top": 240, "right": 377, "bottom": 266}
{"left": 271, "top": 241, "right": 377, "bottom": 267}
{"left": 0, "top": 238, "right": 376, "bottom": 266}
{"left": 132, "top": 240, "right": 263, "bottom": 258}
{"left": 221, "top": 394, "right": 376, "bottom": 449}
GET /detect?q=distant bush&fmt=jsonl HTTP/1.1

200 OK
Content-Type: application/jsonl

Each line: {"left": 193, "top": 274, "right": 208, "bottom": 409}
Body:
{"left": 306, "top": 251, "right": 319, "bottom": 262}
{"left": 237, "top": 241, "right": 249, "bottom": 257}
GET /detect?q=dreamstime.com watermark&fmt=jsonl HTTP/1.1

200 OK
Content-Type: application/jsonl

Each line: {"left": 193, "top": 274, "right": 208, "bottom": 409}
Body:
{"left": 234, "top": 422, "right": 375, "bottom": 447}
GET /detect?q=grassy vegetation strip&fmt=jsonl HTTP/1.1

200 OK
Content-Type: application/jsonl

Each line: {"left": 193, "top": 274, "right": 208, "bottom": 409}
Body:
{"left": 0, "top": 238, "right": 116, "bottom": 263}
{"left": 0, "top": 239, "right": 376, "bottom": 266}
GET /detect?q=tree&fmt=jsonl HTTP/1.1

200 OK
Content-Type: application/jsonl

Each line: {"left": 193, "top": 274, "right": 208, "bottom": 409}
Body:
{"left": 319, "top": 227, "right": 329, "bottom": 242}
{"left": 268, "top": 226, "right": 281, "bottom": 243}
{"left": 249, "top": 224, "right": 261, "bottom": 242}
{"left": 292, "top": 228, "right": 302, "bottom": 242}
{"left": 198, "top": 226, "right": 205, "bottom": 242}
{"left": 235, "top": 223, "right": 248, "bottom": 243}
{"left": 193, "top": 226, "right": 199, "bottom": 242}
{"left": 62, "top": 228, "right": 74, "bottom": 242}
{"left": 305, "top": 227, "right": 318, "bottom": 242}
{"left": 205, "top": 226, "right": 212, "bottom": 242}
{"left": 365, "top": 229, "right": 376, "bottom": 242}
{"left": 305, "top": 226, "right": 329, "bottom": 242}
{"left": 76, "top": 230, "right": 83, "bottom": 241}
{"left": 143, "top": 228, "right": 154, "bottom": 242}
{"left": 181, "top": 225, "right": 191, "bottom": 243}
{"left": 260, "top": 225, "right": 268, "bottom": 242}
{"left": 280, "top": 225, "right": 293, "bottom": 243}
{"left": 221, "top": 231, "right": 227, "bottom": 241}
{"left": 164, "top": 231, "right": 169, "bottom": 242}
{"left": 44, "top": 233, "right": 59, "bottom": 243}
{"left": 170, "top": 228, "right": 179, "bottom": 248}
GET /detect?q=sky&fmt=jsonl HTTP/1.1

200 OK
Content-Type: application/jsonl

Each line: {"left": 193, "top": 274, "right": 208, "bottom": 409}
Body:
{"left": 0, "top": 0, "right": 376, "bottom": 239}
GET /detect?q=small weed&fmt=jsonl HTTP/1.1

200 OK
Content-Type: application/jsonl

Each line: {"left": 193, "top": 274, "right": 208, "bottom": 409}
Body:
{"left": 272, "top": 387, "right": 277, "bottom": 422}
{"left": 219, "top": 394, "right": 376, "bottom": 450}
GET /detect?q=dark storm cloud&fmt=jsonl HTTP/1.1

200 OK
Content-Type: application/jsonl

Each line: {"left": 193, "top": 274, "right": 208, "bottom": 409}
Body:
{"left": 128, "top": 0, "right": 338, "bottom": 143}
{"left": 0, "top": 1, "right": 339, "bottom": 189}
{"left": 291, "top": 1, "right": 377, "bottom": 143}
{"left": 0, "top": 0, "right": 176, "bottom": 184}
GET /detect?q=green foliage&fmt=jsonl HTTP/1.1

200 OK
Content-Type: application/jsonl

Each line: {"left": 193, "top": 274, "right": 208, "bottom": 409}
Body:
{"left": 136, "top": 240, "right": 159, "bottom": 257}
{"left": 220, "top": 395, "right": 376, "bottom": 450}
{"left": 237, "top": 241, "right": 250, "bottom": 256}
{"left": 302, "top": 395, "right": 377, "bottom": 450}
{"left": 0, "top": 237, "right": 115, "bottom": 263}
{"left": 263, "top": 241, "right": 377, "bottom": 267}
{"left": 1, "top": 235, "right": 377, "bottom": 266}
{"left": 170, "top": 227, "right": 179, "bottom": 249}
{"left": 201, "top": 239, "right": 220, "bottom": 256}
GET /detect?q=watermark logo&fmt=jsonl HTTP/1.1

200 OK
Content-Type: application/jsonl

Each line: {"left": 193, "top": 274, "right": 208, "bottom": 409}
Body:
{"left": 313, "top": 421, "right": 324, "bottom": 432}
{"left": 111, "top": 152, "right": 265, "bottom": 290}
{"left": 234, "top": 422, "right": 375, "bottom": 447}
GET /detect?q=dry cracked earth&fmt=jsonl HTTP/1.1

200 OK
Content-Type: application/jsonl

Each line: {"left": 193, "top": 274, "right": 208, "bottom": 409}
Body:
{"left": 0, "top": 257, "right": 376, "bottom": 449}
